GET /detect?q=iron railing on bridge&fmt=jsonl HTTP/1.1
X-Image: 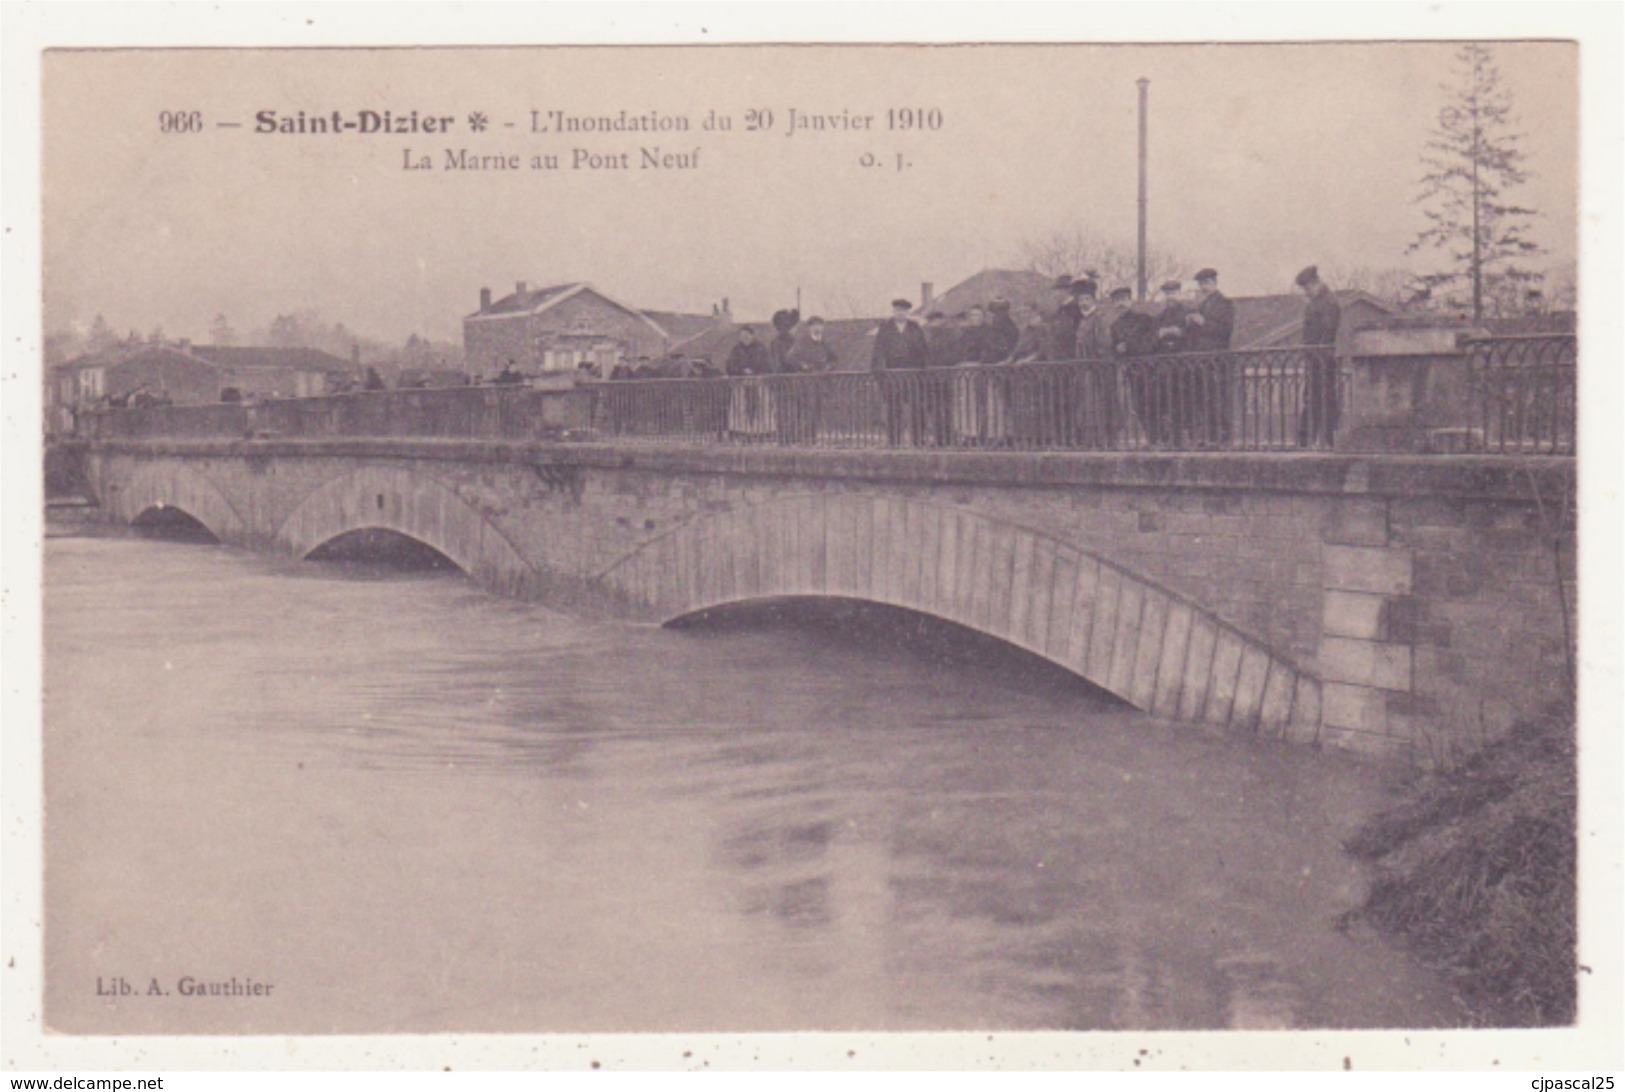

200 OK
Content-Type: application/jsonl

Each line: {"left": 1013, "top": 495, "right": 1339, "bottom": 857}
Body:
{"left": 76, "top": 338, "right": 1575, "bottom": 456}
{"left": 588, "top": 347, "right": 1344, "bottom": 452}
{"left": 1464, "top": 334, "right": 1576, "bottom": 455}
{"left": 81, "top": 385, "right": 589, "bottom": 444}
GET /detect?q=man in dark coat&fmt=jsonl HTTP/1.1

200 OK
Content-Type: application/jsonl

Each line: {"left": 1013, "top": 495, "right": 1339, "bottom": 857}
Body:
{"left": 872, "top": 298, "right": 929, "bottom": 445}
{"left": 1074, "top": 282, "right": 1109, "bottom": 361}
{"left": 958, "top": 305, "right": 1003, "bottom": 364}
{"left": 1154, "top": 280, "right": 1189, "bottom": 355}
{"left": 780, "top": 315, "right": 836, "bottom": 445}
{"left": 986, "top": 299, "right": 1020, "bottom": 361}
{"left": 924, "top": 311, "right": 961, "bottom": 369}
{"left": 725, "top": 326, "right": 771, "bottom": 376}
{"left": 872, "top": 298, "right": 928, "bottom": 371}
{"left": 1296, "top": 265, "right": 1343, "bottom": 449}
{"left": 1071, "top": 285, "right": 1121, "bottom": 448}
{"left": 1104, "top": 289, "right": 1160, "bottom": 446}
{"left": 768, "top": 308, "right": 802, "bottom": 373}
{"left": 922, "top": 311, "right": 961, "bottom": 445}
{"left": 1047, "top": 276, "right": 1086, "bottom": 361}
{"left": 1151, "top": 281, "right": 1195, "bottom": 444}
{"left": 1185, "top": 268, "right": 1235, "bottom": 351}
{"left": 786, "top": 316, "right": 839, "bottom": 373}
{"left": 1186, "top": 268, "right": 1237, "bottom": 445}
{"left": 765, "top": 308, "right": 805, "bottom": 443}
{"left": 725, "top": 326, "right": 774, "bottom": 441}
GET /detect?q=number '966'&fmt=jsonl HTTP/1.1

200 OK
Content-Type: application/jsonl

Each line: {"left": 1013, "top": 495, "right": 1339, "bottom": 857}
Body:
{"left": 159, "top": 111, "right": 203, "bottom": 133}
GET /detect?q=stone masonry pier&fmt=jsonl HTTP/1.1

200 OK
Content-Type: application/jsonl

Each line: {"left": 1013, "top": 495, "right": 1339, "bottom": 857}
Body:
{"left": 83, "top": 438, "right": 1575, "bottom": 762}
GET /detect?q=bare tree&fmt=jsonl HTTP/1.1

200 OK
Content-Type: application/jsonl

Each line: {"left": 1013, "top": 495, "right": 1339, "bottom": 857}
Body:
{"left": 810, "top": 281, "right": 886, "bottom": 321}
{"left": 1542, "top": 260, "right": 1577, "bottom": 312}
{"left": 1012, "top": 227, "right": 1185, "bottom": 295}
{"left": 1408, "top": 43, "right": 1542, "bottom": 322}
{"left": 44, "top": 326, "right": 86, "bottom": 366}
{"left": 1322, "top": 263, "right": 1426, "bottom": 308}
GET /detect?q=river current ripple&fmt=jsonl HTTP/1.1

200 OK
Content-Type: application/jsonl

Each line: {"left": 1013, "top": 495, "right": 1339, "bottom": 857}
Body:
{"left": 43, "top": 531, "right": 1461, "bottom": 1033}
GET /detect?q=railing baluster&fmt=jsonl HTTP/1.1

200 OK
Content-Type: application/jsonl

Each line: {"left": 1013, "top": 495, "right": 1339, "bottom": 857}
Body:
{"left": 74, "top": 336, "right": 1573, "bottom": 458}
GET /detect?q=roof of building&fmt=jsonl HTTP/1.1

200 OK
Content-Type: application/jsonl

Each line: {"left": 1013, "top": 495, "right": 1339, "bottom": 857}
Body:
{"left": 1230, "top": 290, "right": 1397, "bottom": 349}
{"left": 56, "top": 345, "right": 222, "bottom": 374}
{"left": 58, "top": 343, "right": 354, "bottom": 373}
{"left": 477, "top": 282, "right": 583, "bottom": 317}
{"left": 186, "top": 345, "right": 354, "bottom": 372}
{"left": 922, "top": 269, "right": 1057, "bottom": 317}
{"left": 468, "top": 281, "right": 679, "bottom": 341}
{"left": 672, "top": 317, "right": 882, "bottom": 370}
{"left": 641, "top": 310, "right": 720, "bottom": 343}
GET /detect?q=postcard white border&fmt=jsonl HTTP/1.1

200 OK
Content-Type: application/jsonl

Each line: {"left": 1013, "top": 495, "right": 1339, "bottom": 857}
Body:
{"left": 3, "top": 0, "right": 1620, "bottom": 1076}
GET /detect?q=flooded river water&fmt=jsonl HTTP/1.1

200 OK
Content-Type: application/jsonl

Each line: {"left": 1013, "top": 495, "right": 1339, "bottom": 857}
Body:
{"left": 43, "top": 528, "right": 1462, "bottom": 1033}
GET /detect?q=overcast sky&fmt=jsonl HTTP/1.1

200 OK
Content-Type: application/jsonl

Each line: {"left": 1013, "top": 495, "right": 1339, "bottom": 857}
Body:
{"left": 43, "top": 42, "right": 1576, "bottom": 343}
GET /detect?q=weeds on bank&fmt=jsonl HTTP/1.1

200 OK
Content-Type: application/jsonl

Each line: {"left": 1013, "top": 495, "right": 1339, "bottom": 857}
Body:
{"left": 1341, "top": 712, "right": 1577, "bottom": 1026}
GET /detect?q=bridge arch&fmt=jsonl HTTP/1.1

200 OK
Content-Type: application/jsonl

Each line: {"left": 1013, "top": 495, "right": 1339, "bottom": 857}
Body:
{"left": 107, "top": 460, "right": 246, "bottom": 543}
{"left": 597, "top": 494, "right": 1322, "bottom": 739}
{"left": 274, "top": 464, "right": 539, "bottom": 594}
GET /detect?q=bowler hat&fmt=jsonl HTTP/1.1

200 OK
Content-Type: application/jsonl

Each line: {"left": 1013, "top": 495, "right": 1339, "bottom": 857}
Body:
{"left": 891, "top": 298, "right": 913, "bottom": 310}
{"left": 1194, "top": 268, "right": 1218, "bottom": 283}
{"left": 1109, "top": 287, "right": 1133, "bottom": 301}
{"left": 1295, "top": 265, "right": 1320, "bottom": 288}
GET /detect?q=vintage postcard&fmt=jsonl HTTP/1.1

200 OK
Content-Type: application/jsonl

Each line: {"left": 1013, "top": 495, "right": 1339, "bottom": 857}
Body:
{"left": 5, "top": 3, "right": 1620, "bottom": 1076}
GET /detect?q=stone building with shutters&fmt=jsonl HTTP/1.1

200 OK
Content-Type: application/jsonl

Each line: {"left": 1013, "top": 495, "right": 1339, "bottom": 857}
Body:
{"left": 462, "top": 281, "right": 718, "bottom": 378}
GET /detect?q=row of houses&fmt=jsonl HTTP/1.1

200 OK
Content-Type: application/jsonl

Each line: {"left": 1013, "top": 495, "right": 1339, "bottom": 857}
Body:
{"left": 461, "top": 269, "right": 1404, "bottom": 374}
{"left": 46, "top": 341, "right": 359, "bottom": 431}
{"left": 52, "top": 267, "right": 1566, "bottom": 423}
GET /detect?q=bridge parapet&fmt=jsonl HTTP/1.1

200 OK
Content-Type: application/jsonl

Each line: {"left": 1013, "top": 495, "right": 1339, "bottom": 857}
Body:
{"left": 75, "top": 336, "right": 1574, "bottom": 458}
{"left": 79, "top": 435, "right": 1574, "bottom": 764}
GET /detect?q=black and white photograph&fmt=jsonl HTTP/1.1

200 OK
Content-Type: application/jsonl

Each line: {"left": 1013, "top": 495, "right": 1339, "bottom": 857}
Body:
{"left": 4, "top": 3, "right": 1620, "bottom": 1078}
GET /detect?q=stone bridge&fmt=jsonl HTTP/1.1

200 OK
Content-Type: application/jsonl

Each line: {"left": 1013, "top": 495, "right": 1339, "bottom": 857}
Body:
{"left": 82, "top": 438, "right": 1575, "bottom": 761}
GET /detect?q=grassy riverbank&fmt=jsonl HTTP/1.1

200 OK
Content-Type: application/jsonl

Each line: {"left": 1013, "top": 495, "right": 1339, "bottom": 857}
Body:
{"left": 1343, "top": 713, "right": 1577, "bottom": 1026}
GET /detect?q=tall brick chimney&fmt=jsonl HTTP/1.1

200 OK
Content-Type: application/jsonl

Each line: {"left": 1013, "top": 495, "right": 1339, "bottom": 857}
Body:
{"left": 479, "top": 287, "right": 492, "bottom": 313}
{"left": 351, "top": 343, "right": 361, "bottom": 367}
{"left": 516, "top": 280, "right": 528, "bottom": 297}
{"left": 921, "top": 282, "right": 934, "bottom": 311}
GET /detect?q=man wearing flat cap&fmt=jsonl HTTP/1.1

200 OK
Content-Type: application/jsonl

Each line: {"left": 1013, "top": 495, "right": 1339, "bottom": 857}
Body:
{"left": 1047, "top": 277, "right": 1092, "bottom": 363}
{"left": 872, "top": 297, "right": 930, "bottom": 446}
{"left": 1071, "top": 284, "right": 1127, "bottom": 447}
{"left": 1295, "top": 265, "right": 1342, "bottom": 449}
{"left": 1185, "top": 269, "right": 1234, "bottom": 352}
{"left": 1186, "top": 268, "right": 1236, "bottom": 445}
{"left": 1138, "top": 280, "right": 1190, "bottom": 446}
{"left": 1154, "top": 280, "right": 1189, "bottom": 356}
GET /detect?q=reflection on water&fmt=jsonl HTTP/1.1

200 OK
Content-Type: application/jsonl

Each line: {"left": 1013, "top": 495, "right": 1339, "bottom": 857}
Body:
{"left": 43, "top": 530, "right": 1463, "bottom": 1034}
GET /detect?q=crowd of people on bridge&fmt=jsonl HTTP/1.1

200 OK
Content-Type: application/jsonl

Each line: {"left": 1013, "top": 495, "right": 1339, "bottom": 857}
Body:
{"left": 612, "top": 264, "right": 1344, "bottom": 450}
{"left": 864, "top": 263, "right": 1342, "bottom": 449}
